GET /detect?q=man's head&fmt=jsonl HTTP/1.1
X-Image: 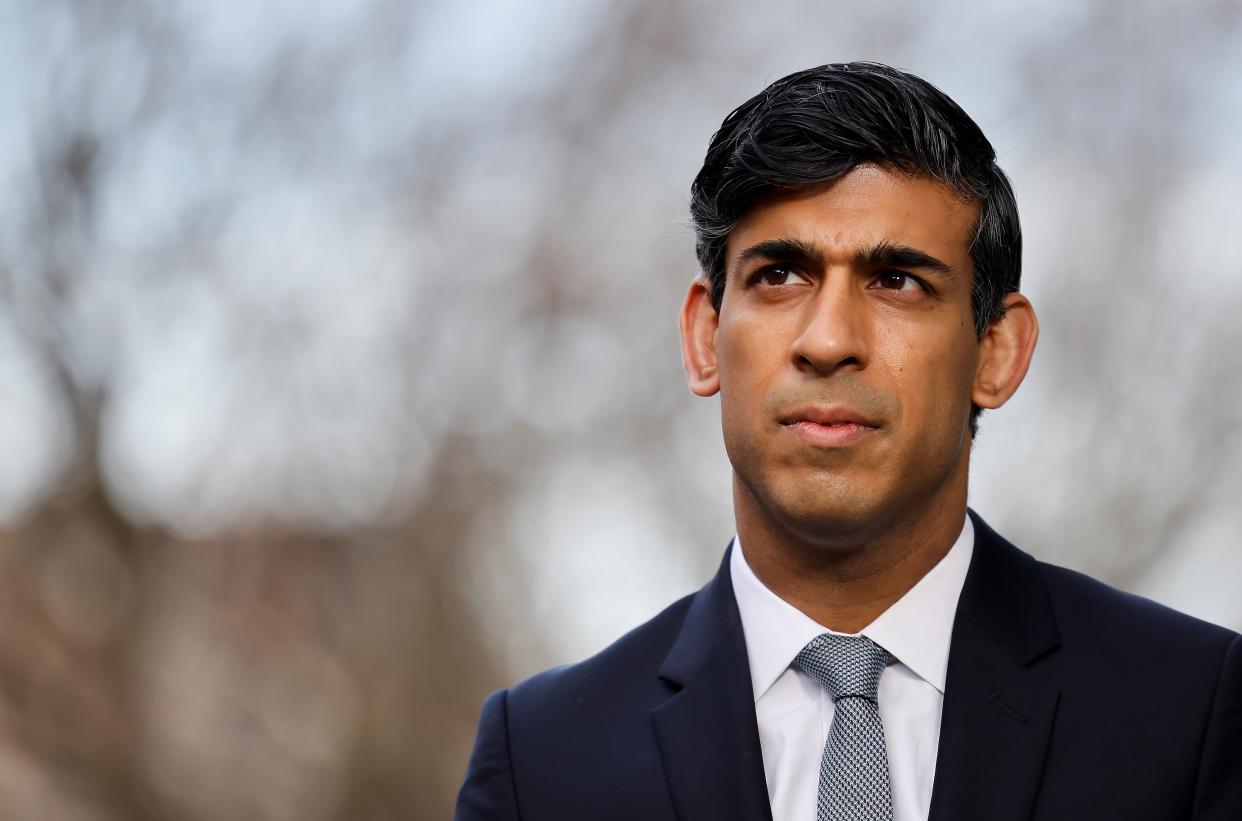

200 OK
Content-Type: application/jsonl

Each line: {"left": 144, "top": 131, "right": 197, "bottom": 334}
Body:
{"left": 692, "top": 63, "right": 1021, "bottom": 359}
{"left": 679, "top": 62, "right": 1037, "bottom": 547}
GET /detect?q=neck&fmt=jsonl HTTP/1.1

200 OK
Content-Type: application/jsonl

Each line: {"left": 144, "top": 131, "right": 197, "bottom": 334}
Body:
{"left": 733, "top": 457, "right": 969, "bottom": 634}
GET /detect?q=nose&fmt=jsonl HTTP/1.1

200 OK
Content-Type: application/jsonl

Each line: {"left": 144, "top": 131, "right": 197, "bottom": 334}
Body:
{"left": 789, "top": 282, "right": 871, "bottom": 375}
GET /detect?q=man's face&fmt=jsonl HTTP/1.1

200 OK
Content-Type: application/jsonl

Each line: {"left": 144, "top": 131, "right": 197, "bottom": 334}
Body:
{"left": 706, "top": 164, "right": 983, "bottom": 543}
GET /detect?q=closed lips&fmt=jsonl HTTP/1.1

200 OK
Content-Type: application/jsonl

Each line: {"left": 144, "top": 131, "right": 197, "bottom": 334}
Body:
{"left": 780, "top": 408, "right": 880, "bottom": 428}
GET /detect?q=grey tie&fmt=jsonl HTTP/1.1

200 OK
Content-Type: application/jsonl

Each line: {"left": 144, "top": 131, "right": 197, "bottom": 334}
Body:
{"left": 794, "top": 634, "right": 894, "bottom": 821}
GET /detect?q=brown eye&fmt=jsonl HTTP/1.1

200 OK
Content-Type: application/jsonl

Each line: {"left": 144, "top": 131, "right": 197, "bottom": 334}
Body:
{"left": 875, "top": 271, "right": 922, "bottom": 291}
{"left": 757, "top": 266, "right": 809, "bottom": 287}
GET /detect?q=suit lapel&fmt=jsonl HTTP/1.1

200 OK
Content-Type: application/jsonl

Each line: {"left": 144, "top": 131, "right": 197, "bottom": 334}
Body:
{"left": 651, "top": 545, "right": 773, "bottom": 821}
{"left": 928, "top": 511, "right": 1062, "bottom": 821}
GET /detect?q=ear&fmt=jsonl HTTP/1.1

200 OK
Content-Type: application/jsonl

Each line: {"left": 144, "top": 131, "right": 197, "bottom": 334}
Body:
{"left": 972, "top": 292, "right": 1039, "bottom": 410}
{"left": 679, "top": 275, "right": 721, "bottom": 397}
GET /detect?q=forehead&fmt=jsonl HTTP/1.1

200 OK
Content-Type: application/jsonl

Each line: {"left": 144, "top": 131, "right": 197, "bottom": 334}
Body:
{"left": 726, "top": 165, "right": 979, "bottom": 270}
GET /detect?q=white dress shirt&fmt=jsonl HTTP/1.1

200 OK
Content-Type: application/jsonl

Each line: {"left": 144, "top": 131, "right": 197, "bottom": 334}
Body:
{"left": 730, "top": 516, "right": 974, "bottom": 821}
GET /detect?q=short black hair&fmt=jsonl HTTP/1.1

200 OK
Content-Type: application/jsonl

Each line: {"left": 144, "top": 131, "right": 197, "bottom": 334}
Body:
{"left": 689, "top": 62, "right": 1022, "bottom": 435}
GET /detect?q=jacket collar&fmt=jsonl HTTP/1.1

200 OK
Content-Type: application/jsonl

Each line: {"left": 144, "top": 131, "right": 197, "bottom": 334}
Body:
{"left": 956, "top": 510, "right": 1061, "bottom": 664}
{"left": 652, "top": 543, "right": 773, "bottom": 821}
{"left": 928, "top": 509, "right": 1062, "bottom": 821}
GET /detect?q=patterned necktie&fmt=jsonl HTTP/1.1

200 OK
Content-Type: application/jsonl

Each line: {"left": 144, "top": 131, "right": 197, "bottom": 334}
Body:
{"left": 793, "top": 634, "right": 894, "bottom": 821}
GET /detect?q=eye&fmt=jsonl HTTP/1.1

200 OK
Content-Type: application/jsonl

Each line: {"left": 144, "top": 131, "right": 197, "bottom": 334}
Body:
{"left": 754, "top": 266, "right": 810, "bottom": 287}
{"left": 873, "top": 271, "right": 924, "bottom": 292}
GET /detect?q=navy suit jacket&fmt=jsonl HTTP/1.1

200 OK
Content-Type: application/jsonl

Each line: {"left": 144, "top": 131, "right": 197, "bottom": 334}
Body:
{"left": 456, "top": 512, "right": 1242, "bottom": 819}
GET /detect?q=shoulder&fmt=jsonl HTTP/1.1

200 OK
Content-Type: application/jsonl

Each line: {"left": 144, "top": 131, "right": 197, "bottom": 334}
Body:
{"left": 506, "top": 590, "right": 696, "bottom": 721}
{"left": 966, "top": 510, "right": 1239, "bottom": 705}
{"left": 969, "top": 511, "right": 1238, "bottom": 665}
{"left": 1037, "top": 558, "right": 1237, "bottom": 649}
{"left": 1032, "top": 557, "right": 1239, "bottom": 696}
{"left": 478, "top": 589, "right": 702, "bottom": 812}
{"left": 456, "top": 593, "right": 703, "bottom": 820}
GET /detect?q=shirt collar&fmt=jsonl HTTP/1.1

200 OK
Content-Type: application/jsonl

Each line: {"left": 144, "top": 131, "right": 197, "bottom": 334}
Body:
{"left": 730, "top": 515, "right": 974, "bottom": 701}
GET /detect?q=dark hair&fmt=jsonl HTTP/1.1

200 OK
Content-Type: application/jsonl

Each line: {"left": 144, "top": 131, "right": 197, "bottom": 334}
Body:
{"left": 689, "top": 62, "right": 1021, "bottom": 435}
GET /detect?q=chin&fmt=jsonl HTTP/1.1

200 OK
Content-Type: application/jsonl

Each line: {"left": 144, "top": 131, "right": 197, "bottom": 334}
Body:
{"left": 765, "top": 480, "right": 890, "bottom": 543}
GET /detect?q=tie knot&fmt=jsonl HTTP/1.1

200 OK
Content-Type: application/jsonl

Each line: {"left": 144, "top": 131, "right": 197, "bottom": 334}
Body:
{"left": 793, "top": 634, "right": 891, "bottom": 701}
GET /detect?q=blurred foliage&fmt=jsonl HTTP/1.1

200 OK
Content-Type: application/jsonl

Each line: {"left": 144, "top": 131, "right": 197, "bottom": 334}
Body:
{"left": 2, "top": 0, "right": 1241, "bottom": 818}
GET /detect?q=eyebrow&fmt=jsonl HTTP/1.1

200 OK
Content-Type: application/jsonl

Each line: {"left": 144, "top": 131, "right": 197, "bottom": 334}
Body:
{"left": 731, "top": 236, "right": 958, "bottom": 280}
{"left": 856, "top": 241, "right": 955, "bottom": 276}
{"left": 732, "top": 238, "right": 824, "bottom": 274}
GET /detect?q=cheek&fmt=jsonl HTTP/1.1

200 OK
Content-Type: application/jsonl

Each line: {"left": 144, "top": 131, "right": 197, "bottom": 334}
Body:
{"left": 715, "top": 314, "right": 783, "bottom": 405}
{"left": 880, "top": 326, "right": 977, "bottom": 427}
{"left": 715, "top": 315, "right": 795, "bottom": 472}
{"left": 713, "top": 323, "right": 752, "bottom": 440}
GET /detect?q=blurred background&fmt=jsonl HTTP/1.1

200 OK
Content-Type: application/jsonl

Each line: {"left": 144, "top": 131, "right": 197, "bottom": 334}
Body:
{"left": 3, "top": 0, "right": 1241, "bottom": 817}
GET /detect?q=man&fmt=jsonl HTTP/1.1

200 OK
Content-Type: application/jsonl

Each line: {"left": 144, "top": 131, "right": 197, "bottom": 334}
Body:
{"left": 455, "top": 62, "right": 1242, "bottom": 820}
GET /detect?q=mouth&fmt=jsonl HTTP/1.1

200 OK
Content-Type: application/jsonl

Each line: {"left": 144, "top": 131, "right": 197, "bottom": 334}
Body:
{"left": 779, "top": 406, "right": 881, "bottom": 448}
